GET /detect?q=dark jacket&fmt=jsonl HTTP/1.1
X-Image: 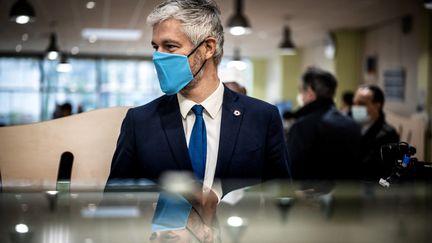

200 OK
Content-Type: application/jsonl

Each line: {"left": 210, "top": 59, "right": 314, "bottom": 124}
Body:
{"left": 107, "top": 87, "right": 290, "bottom": 195}
{"left": 360, "top": 115, "right": 399, "bottom": 182}
{"left": 286, "top": 98, "right": 361, "bottom": 181}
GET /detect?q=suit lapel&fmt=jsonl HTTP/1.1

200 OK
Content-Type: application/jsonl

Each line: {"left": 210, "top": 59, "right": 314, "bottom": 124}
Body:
{"left": 215, "top": 88, "right": 244, "bottom": 178}
{"left": 158, "top": 96, "right": 193, "bottom": 171}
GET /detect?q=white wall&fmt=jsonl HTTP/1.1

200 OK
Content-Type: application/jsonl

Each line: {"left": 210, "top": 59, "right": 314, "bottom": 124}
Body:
{"left": 301, "top": 40, "right": 335, "bottom": 74}
{"left": 265, "top": 57, "right": 282, "bottom": 104}
{"left": 363, "top": 15, "right": 421, "bottom": 116}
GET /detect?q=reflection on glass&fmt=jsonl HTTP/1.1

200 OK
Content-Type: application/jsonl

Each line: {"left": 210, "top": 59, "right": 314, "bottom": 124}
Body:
{"left": 151, "top": 192, "right": 218, "bottom": 243}
{"left": 226, "top": 216, "right": 243, "bottom": 227}
{"left": 151, "top": 192, "right": 192, "bottom": 232}
{"left": 80, "top": 205, "right": 141, "bottom": 218}
{"left": 14, "top": 224, "right": 29, "bottom": 233}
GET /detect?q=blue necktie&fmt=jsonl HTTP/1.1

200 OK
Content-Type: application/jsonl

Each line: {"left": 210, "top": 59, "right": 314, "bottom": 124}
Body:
{"left": 189, "top": 105, "right": 207, "bottom": 181}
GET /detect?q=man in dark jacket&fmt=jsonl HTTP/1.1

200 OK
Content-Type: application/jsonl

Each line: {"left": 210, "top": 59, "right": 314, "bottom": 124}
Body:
{"left": 352, "top": 85, "right": 399, "bottom": 182}
{"left": 107, "top": 0, "right": 290, "bottom": 200}
{"left": 286, "top": 67, "right": 361, "bottom": 186}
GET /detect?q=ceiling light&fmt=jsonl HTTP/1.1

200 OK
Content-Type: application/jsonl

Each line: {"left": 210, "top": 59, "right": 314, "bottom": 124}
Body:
{"left": 425, "top": 0, "right": 432, "bottom": 9}
{"left": 82, "top": 28, "right": 142, "bottom": 41}
{"left": 15, "top": 44, "right": 22, "bottom": 53}
{"left": 57, "top": 54, "right": 72, "bottom": 73}
{"left": 21, "top": 33, "right": 29, "bottom": 41}
{"left": 71, "top": 46, "right": 80, "bottom": 55}
{"left": 227, "top": 216, "right": 244, "bottom": 227}
{"left": 126, "top": 48, "right": 134, "bottom": 56}
{"left": 86, "top": 1, "right": 96, "bottom": 9}
{"left": 279, "top": 26, "right": 296, "bottom": 55}
{"left": 227, "top": 48, "right": 247, "bottom": 70}
{"left": 15, "top": 223, "right": 29, "bottom": 233}
{"left": 227, "top": 0, "right": 251, "bottom": 36}
{"left": 9, "top": 0, "right": 36, "bottom": 24}
{"left": 324, "top": 32, "right": 336, "bottom": 60}
{"left": 88, "top": 35, "right": 98, "bottom": 43}
{"left": 46, "top": 190, "right": 59, "bottom": 195}
{"left": 46, "top": 32, "right": 60, "bottom": 60}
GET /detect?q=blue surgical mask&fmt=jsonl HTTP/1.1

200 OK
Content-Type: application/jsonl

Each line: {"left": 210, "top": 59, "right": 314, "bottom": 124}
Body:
{"left": 352, "top": 105, "right": 370, "bottom": 124}
{"left": 153, "top": 40, "right": 207, "bottom": 95}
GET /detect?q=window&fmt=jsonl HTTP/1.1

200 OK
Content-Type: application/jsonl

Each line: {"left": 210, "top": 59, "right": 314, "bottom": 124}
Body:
{"left": 100, "top": 59, "right": 161, "bottom": 107}
{"left": 0, "top": 57, "right": 161, "bottom": 126}
{"left": 0, "top": 56, "right": 253, "bottom": 126}
{"left": 0, "top": 57, "right": 41, "bottom": 125}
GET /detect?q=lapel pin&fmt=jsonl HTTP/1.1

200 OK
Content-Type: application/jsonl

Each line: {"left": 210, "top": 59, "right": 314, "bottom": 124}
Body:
{"left": 233, "top": 110, "right": 241, "bottom": 116}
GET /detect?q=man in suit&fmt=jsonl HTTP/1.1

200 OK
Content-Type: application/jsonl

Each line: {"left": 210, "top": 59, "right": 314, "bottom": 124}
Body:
{"left": 107, "top": 0, "right": 290, "bottom": 200}
{"left": 352, "top": 84, "right": 399, "bottom": 182}
{"left": 286, "top": 67, "right": 361, "bottom": 190}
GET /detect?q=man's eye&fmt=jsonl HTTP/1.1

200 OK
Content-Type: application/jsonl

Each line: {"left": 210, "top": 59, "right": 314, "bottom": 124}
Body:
{"left": 166, "top": 45, "right": 178, "bottom": 51}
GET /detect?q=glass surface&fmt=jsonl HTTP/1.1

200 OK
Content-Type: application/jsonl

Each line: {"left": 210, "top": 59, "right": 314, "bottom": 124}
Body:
{"left": 1, "top": 182, "right": 431, "bottom": 243}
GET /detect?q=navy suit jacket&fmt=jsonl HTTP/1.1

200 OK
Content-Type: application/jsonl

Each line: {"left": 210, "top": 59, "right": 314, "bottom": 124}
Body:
{"left": 107, "top": 87, "right": 290, "bottom": 194}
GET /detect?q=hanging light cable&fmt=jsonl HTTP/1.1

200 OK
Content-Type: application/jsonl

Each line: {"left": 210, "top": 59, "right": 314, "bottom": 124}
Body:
{"left": 9, "top": 0, "right": 36, "bottom": 24}
{"left": 279, "top": 26, "right": 296, "bottom": 55}
{"left": 227, "top": 47, "right": 247, "bottom": 70}
{"left": 227, "top": 0, "right": 251, "bottom": 36}
{"left": 57, "top": 54, "right": 72, "bottom": 73}
{"left": 46, "top": 32, "right": 60, "bottom": 60}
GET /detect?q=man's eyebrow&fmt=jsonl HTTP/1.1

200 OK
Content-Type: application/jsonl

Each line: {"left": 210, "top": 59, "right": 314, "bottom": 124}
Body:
{"left": 151, "top": 39, "right": 181, "bottom": 46}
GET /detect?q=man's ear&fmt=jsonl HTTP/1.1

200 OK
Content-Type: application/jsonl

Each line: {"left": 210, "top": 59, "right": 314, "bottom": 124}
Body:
{"left": 305, "top": 86, "right": 317, "bottom": 101}
{"left": 373, "top": 102, "right": 383, "bottom": 114}
{"left": 203, "top": 37, "right": 217, "bottom": 60}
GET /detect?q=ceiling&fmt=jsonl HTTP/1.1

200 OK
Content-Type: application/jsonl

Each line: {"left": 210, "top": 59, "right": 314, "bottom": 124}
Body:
{"left": 0, "top": 0, "right": 423, "bottom": 58}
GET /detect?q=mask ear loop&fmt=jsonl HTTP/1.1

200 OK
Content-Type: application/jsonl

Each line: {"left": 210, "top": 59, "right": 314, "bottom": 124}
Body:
{"left": 187, "top": 39, "right": 208, "bottom": 58}
{"left": 187, "top": 39, "right": 209, "bottom": 77}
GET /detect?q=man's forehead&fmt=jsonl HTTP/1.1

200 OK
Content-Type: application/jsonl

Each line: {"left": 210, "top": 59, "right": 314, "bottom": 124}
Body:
{"left": 152, "top": 18, "right": 188, "bottom": 41}
{"left": 355, "top": 88, "right": 373, "bottom": 102}
{"left": 356, "top": 88, "right": 372, "bottom": 97}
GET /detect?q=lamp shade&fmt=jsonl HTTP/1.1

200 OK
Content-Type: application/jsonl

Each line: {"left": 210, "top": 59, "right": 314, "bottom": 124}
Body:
{"left": 228, "top": 48, "right": 246, "bottom": 70}
{"left": 227, "top": 0, "right": 251, "bottom": 35}
{"left": 9, "top": 0, "right": 36, "bottom": 24}
{"left": 46, "top": 33, "right": 60, "bottom": 60}
{"left": 57, "top": 54, "right": 72, "bottom": 73}
{"left": 279, "top": 26, "right": 296, "bottom": 55}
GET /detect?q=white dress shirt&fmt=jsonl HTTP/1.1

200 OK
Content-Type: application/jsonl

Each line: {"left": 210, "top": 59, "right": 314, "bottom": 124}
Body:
{"left": 177, "top": 81, "right": 224, "bottom": 200}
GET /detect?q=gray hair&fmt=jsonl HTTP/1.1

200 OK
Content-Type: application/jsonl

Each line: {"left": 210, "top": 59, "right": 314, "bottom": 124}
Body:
{"left": 147, "top": 0, "right": 224, "bottom": 65}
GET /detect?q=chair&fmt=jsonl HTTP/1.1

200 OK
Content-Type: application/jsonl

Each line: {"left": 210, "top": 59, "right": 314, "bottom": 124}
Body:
{"left": 0, "top": 107, "right": 129, "bottom": 192}
{"left": 385, "top": 110, "right": 428, "bottom": 161}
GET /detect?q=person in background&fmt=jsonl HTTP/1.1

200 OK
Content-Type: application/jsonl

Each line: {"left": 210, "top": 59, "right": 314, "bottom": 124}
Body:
{"left": 107, "top": 0, "right": 290, "bottom": 203}
{"left": 352, "top": 84, "right": 399, "bottom": 182}
{"left": 340, "top": 91, "right": 354, "bottom": 117}
{"left": 77, "top": 104, "right": 84, "bottom": 114}
{"left": 224, "top": 81, "right": 247, "bottom": 95}
{"left": 53, "top": 102, "right": 73, "bottom": 119}
{"left": 286, "top": 67, "right": 361, "bottom": 190}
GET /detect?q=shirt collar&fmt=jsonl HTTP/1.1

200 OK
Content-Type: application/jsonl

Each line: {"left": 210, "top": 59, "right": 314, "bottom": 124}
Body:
{"left": 177, "top": 81, "right": 224, "bottom": 119}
